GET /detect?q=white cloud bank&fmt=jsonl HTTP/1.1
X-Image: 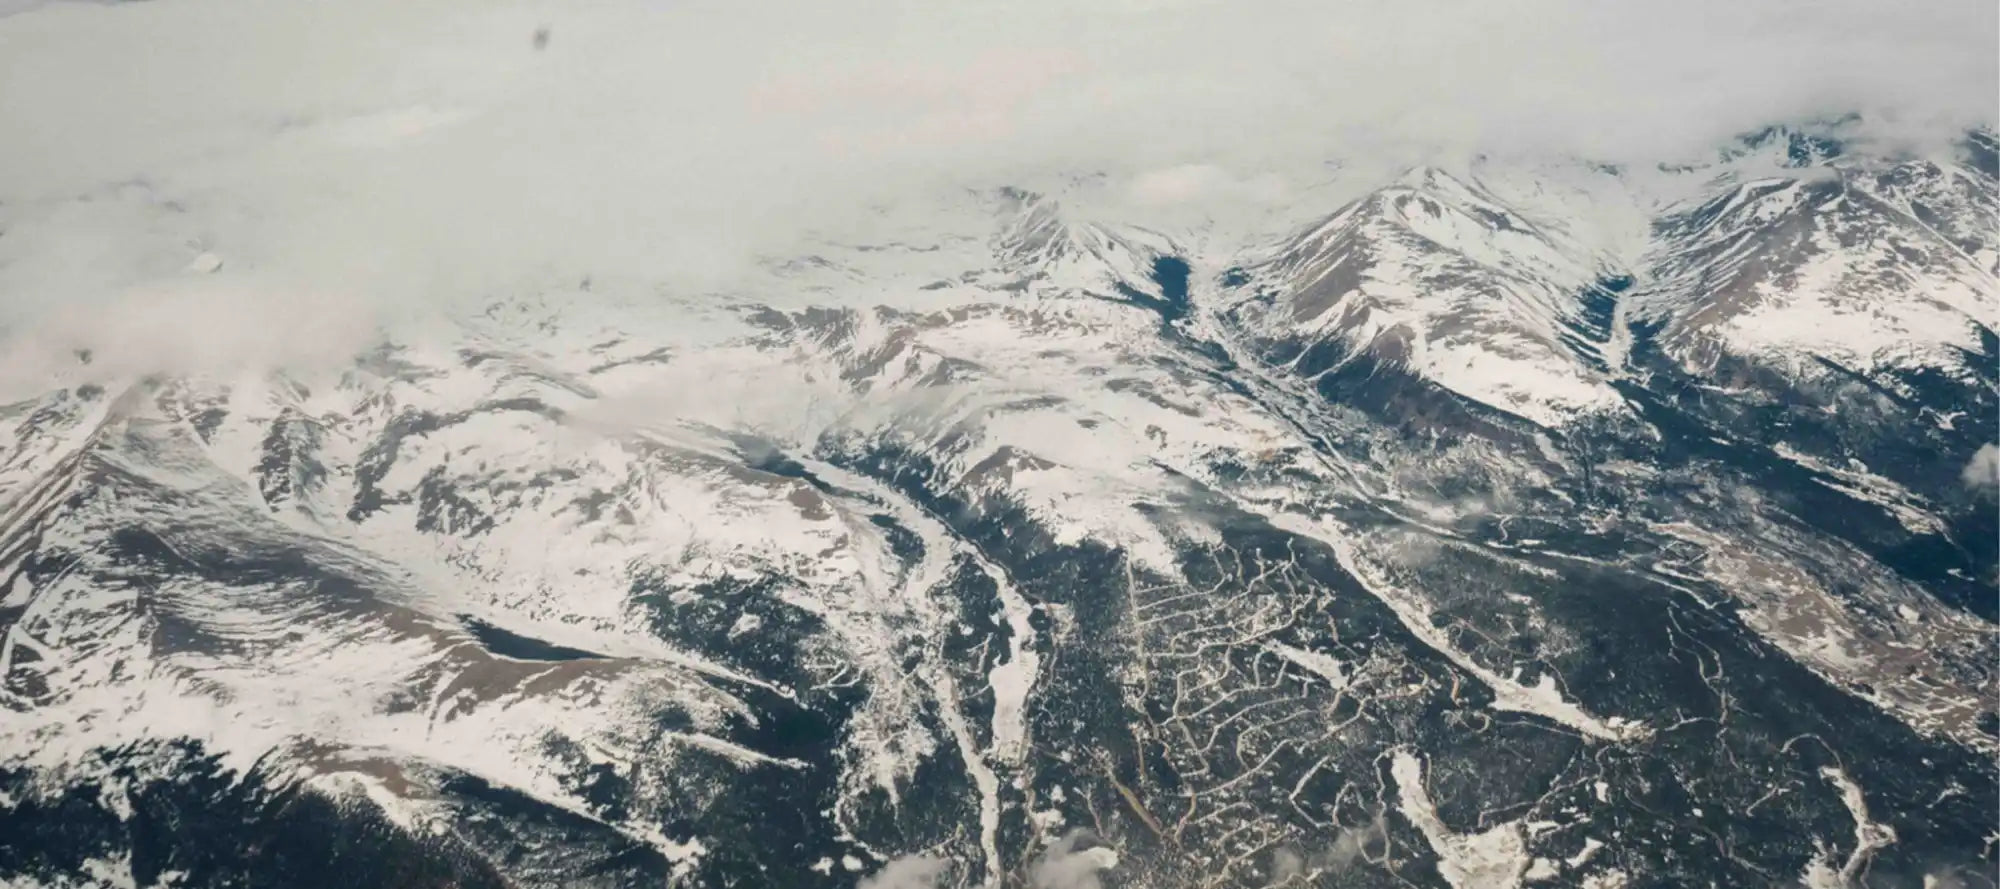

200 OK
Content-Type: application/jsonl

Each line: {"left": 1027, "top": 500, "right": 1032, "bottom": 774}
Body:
{"left": 856, "top": 854, "right": 950, "bottom": 889}
{"left": 1964, "top": 444, "right": 2000, "bottom": 492}
{"left": 1029, "top": 831, "right": 1120, "bottom": 889}
{"left": 0, "top": 0, "right": 1992, "bottom": 384}
{"left": 856, "top": 831, "right": 1117, "bottom": 888}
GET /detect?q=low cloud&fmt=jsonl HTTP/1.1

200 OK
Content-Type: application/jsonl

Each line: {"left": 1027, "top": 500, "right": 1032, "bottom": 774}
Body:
{"left": 1031, "top": 830, "right": 1120, "bottom": 889}
{"left": 0, "top": 262, "right": 398, "bottom": 401}
{"left": 1126, "top": 164, "right": 1290, "bottom": 208}
{"left": 0, "top": 0, "right": 1992, "bottom": 385}
{"left": 1963, "top": 444, "right": 2000, "bottom": 492}
{"left": 857, "top": 855, "right": 950, "bottom": 889}
{"left": 1326, "top": 810, "right": 1389, "bottom": 872}
{"left": 1267, "top": 846, "right": 1306, "bottom": 884}
{"left": 854, "top": 835, "right": 1119, "bottom": 889}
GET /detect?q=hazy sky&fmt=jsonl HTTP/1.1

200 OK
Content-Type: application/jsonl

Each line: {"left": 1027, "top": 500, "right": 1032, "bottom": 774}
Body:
{"left": 0, "top": 0, "right": 1992, "bottom": 381}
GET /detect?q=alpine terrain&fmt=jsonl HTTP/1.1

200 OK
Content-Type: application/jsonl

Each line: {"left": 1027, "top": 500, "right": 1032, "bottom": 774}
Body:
{"left": 1, "top": 127, "right": 1996, "bottom": 889}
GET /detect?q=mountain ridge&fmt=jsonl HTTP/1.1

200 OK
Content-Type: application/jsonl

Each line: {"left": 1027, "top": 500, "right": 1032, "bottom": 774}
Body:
{"left": 0, "top": 128, "right": 1995, "bottom": 889}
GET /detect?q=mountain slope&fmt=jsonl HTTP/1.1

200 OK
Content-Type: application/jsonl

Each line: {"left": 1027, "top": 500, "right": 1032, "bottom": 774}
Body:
{"left": 1220, "top": 168, "right": 1628, "bottom": 432}
{"left": 1, "top": 133, "right": 1995, "bottom": 889}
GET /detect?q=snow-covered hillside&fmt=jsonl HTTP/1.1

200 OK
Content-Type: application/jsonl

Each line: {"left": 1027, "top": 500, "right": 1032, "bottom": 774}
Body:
{"left": 1, "top": 129, "right": 1995, "bottom": 889}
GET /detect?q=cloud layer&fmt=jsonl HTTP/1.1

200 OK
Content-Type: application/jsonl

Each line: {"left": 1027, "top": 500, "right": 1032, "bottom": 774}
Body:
{"left": 0, "top": 0, "right": 1992, "bottom": 382}
{"left": 1964, "top": 444, "right": 2000, "bottom": 492}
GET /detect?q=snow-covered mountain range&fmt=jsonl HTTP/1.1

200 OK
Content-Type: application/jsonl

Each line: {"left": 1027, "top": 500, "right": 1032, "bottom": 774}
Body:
{"left": 1, "top": 128, "right": 1995, "bottom": 889}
